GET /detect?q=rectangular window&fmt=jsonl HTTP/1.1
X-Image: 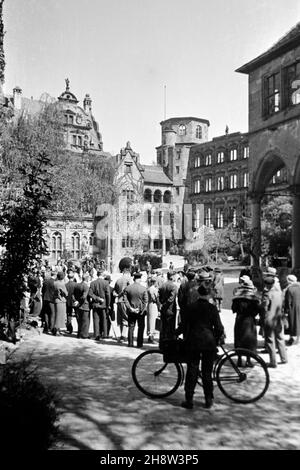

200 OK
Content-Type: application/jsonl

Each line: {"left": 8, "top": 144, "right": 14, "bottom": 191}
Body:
{"left": 125, "top": 164, "right": 132, "bottom": 174}
{"left": 243, "top": 172, "right": 249, "bottom": 187}
{"left": 217, "top": 176, "right": 224, "bottom": 191}
{"left": 243, "top": 146, "right": 249, "bottom": 159}
{"left": 77, "top": 136, "right": 82, "bottom": 147}
{"left": 176, "top": 187, "right": 180, "bottom": 195}
{"left": 69, "top": 115, "right": 74, "bottom": 124}
{"left": 205, "top": 154, "right": 212, "bottom": 166}
{"left": 205, "top": 207, "right": 211, "bottom": 227}
{"left": 231, "top": 208, "right": 237, "bottom": 227}
{"left": 176, "top": 166, "right": 180, "bottom": 174}
{"left": 72, "top": 135, "right": 77, "bottom": 146}
{"left": 194, "top": 179, "right": 200, "bottom": 194}
{"left": 283, "top": 61, "right": 300, "bottom": 107}
{"left": 205, "top": 178, "right": 212, "bottom": 192}
{"left": 193, "top": 208, "right": 201, "bottom": 229}
{"left": 230, "top": 149, "right": 237, "bottom": 161}
{"left": 217, "top": 151, "right": 224, "bottom": 164}
{"left": 216, "top": 209, "right": 224, "bottom": 228}
{"left": 230, "top": 174, "right": 238, "bottom": 189}
{"left": 263, "top": 72, "right": 280, "bottom": 116}
{"left": 194, "top": 156, "right": 201, "bottom": 168}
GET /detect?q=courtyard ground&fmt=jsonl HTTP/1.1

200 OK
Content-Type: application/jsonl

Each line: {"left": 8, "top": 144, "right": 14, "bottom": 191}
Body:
{"left": 9, "top": 279, "right": 300, "bottom": 451}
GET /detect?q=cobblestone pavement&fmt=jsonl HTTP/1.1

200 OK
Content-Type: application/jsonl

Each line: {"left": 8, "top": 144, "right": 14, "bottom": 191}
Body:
{"left": 12, "top": 303, "right": 300, "bottom": 451}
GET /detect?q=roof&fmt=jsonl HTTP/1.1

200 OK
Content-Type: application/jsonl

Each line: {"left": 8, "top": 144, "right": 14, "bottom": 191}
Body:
{"left": 160, "top": 117, "right": 210, "bottom": 126}
{"left": 237, "top": 22, "right": 300, "bottom": 74}
{"left": 142, "top": 165, "right": 173, "bottom": 185}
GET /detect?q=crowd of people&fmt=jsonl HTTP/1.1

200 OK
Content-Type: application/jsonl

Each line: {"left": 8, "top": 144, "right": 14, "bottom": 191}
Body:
{"left": 22, "top": 257, "right": 300, "bottom": 410}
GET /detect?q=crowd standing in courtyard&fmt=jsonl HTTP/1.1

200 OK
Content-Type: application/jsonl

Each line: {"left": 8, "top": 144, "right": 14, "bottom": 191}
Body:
{"left": 19, "top": 255, "right": 300, "bottom": 408}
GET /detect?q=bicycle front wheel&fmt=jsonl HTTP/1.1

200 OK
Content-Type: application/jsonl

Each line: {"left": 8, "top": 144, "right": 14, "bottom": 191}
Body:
{"left": 132, "top": 349, "right": 182, "bottom": 398}
{"left": 215, "top": 349, "right": 269, "bottom": 404}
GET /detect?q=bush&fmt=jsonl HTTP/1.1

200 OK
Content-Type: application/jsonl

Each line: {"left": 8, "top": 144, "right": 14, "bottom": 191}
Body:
{"left": 136, "top": 252, "right": 162, "bottom": 270}
{"left": 0, "top": 356, "right": 60, "bottom": 450}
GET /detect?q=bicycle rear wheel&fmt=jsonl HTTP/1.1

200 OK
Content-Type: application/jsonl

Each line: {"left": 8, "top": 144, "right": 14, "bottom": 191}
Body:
{"left": 132, "top": 349, "right": 182, "bottom": 398}
{"left": 215, "top": 348, "right": 269, "bottom": 404}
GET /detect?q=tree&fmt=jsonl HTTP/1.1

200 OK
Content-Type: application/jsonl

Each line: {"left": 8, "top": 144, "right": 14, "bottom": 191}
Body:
{"left": 0, "top": 106, "right": 65, "bottom": 339}
{"left": 261, "top": 195, "right": 292, "bottom": 259}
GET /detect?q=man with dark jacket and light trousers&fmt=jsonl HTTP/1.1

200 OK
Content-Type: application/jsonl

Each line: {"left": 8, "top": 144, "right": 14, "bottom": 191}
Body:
{"left": 176, "top": 284, "right": 225, "bottom": 409}
{"left": 124, "top": 272, "right": 148, "bottom": 348}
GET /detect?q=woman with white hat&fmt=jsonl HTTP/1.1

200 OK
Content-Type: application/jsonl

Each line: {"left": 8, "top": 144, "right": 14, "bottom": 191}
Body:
{"left": 284, "top": 274, "right": 300, "bottom": 345}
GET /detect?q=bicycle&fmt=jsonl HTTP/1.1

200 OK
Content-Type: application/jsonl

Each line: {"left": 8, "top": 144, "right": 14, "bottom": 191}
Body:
{"left": 131, "top": 344, "right": 270, "bottom": 404}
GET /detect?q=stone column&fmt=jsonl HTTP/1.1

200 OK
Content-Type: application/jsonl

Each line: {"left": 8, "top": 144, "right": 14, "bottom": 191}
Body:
{"left": 161, "top": 211, "right": 166, "bottom": 256}
{"left": 150, "top": 207, "right": 155, "bottom": 250}
{"left": 250, "top": 193, "right": 262, "bottom": 267}
{"left": 291, "top": 186, "right": 300, "bottom": 276}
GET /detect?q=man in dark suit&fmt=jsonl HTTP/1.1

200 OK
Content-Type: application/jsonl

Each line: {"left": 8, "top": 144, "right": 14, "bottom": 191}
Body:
{"left": 65, "top": 270, "right": 77, "bottom": 334}
{"left": 176, "top": 284, "right": 225, "bottom": 409}
{"left": 177, "top": 269, "right": 198, "bottom": 322}
{"left": 124, "top": 272, "right": 148, "bottom": 348}
{"left": 73, "top": 273, "right": 90, "bottom": 339}
{"left": 41, "top": 269, "right": 56, "bottom": 333}
{"left": 158, "top": 271, "right": 178, "bottom": 344}
{"left": 89, "top": 270, "right": 111, "bottom": 340}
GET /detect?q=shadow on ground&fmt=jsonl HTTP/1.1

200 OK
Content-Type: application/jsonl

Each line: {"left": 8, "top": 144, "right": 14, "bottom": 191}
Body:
{"left": 13, "top": 331, "right": 300, "bottom": 451}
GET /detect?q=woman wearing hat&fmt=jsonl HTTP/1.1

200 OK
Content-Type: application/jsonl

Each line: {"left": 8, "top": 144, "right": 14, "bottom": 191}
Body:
{"left": 231, "top": 276, "right": 261, "bottom": 357}
{"left": 284, "top": 274, "right": 300, "bottom": 345}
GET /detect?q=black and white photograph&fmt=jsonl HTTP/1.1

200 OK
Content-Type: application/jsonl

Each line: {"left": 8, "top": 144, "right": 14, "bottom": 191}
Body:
{"left": 0, "top": 0, "right": 300, "bottom": 455}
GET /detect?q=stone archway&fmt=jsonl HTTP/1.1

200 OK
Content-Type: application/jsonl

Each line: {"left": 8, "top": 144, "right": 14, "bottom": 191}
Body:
{"left": 249, "top": 151, "right": 292, "bottom": 268}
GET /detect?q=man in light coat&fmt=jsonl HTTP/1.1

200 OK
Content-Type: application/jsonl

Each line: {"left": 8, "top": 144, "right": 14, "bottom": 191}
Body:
{"left": 261, "top": 276, "right": 288, "bottom": 368}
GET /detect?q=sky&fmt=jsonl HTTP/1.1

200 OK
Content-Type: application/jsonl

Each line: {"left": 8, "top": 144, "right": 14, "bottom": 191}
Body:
{"left": 3, "top": 0, "right": 300, "bottom": 163}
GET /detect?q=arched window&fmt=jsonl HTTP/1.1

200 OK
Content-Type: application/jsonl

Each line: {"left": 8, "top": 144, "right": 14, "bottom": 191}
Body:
{"left": 51, "top": 232, "right": 62, "bottom": 260}
{"left": 163, "top": 190, "right": 172, "bottom": 203}
{"left": 89, "top": 233, "right": 95, "bottom": 246}
{"left": 144, "top": 188, "right": 152, "bottom": 202}
{"left": 154, "top": 190, "right": 162, "bottom": 203}
{"left": 179, "top": 124, "right": 186, "bottom": 136}
{"left": 71, "top": 232, "right": 80, "bottom": 259}
{"left": 196, "top": 125, "right": 202, "bottom": 139}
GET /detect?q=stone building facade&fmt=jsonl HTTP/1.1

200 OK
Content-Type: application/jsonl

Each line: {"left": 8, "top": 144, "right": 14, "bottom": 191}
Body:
{"left": 187, "top": 132, "right": 251, "bottom": 231}
{"left": 236, "top": 22, "right": 300, "bottom": 270}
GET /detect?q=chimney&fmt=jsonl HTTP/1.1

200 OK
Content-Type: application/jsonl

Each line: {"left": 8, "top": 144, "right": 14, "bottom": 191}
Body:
{"left": 13, "top": 85, "right": 22, "bottom": 110}
{"left": 83, "top": 93, "right": 92, "bottom": 113}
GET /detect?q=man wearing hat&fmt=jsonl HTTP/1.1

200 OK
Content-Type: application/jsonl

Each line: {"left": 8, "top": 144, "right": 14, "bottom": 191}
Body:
{"left": 284, "top": 274, "right": 300, "bottom": 346}
{"left": 176, "top": 283, "right": 225, "bottom": 409}
{"left": 89, "top": 269, "right": 111, "bottom": 340}
{"left": 158, "top": 271, "right": 178, "bottom": 344}
{"left": 124, "top": 272, "right": 148, "bottom": 348}
{"left": 41, "top": 268, "right": 56, "bottom": 333}
{"left": 261, "top": 276, "right": 288, "bottom": 367}
{"left": 263, "top": 267, "right": 281, "bottom": 292}
{"left": 178, "top": 270, "right": 198, "bottom": 322}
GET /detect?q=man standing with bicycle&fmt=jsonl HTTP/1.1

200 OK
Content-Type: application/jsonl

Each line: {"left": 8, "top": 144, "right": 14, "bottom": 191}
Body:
{"left": 176, "top": 283, "right": 225, "bottom": 409}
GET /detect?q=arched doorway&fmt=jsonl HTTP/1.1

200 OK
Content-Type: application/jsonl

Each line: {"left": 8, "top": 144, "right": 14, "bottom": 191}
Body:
{"left": 250, "top": 151, "right": 292, "bottom": 267}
